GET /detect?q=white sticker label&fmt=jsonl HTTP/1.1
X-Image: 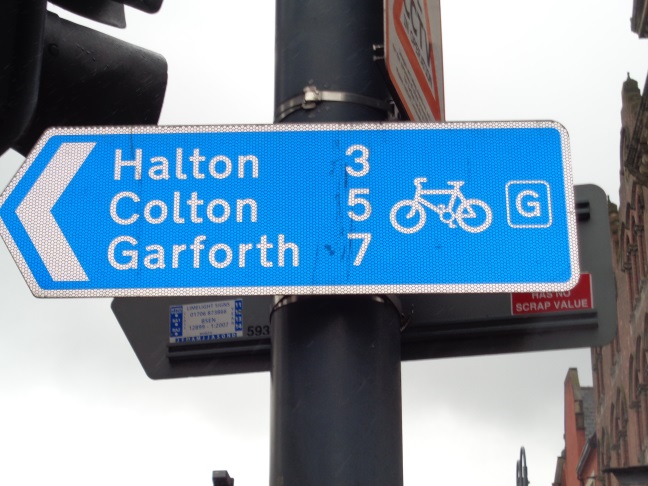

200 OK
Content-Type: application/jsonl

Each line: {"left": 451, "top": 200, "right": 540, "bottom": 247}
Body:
{"left": 169, "top": 299, "right": 243, "bottom": 343}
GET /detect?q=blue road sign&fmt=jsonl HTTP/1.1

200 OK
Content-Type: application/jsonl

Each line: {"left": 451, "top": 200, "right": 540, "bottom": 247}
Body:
{"left": 0, "top": 122, "right": 578, "bottom": 297}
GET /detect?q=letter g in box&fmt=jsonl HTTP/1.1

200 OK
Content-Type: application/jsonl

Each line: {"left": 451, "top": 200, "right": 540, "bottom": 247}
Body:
{"left": 506, "top": 180, "right": 553, "bottom": 228}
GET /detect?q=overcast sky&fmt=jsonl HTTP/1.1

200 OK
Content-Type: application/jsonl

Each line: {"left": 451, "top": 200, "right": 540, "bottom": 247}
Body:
{"left": 1, "top": 1, "right": 647, "bottom": 485}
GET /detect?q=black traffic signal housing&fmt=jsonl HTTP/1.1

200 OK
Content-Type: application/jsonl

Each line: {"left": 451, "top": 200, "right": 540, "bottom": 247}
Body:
{"left": 49, "top": 0, "right": 162, "bottom": 28}
{"left": 0, "top": 0, "right": 168, "bottom": 156}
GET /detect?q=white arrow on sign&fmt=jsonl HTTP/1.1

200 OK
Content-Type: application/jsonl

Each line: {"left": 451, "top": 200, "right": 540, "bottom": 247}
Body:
{"left": 15, "top": 142, "right": 95, "bottom": 282}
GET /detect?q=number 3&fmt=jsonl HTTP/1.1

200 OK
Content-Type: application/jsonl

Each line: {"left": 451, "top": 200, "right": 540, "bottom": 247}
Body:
{"left": 346, "top": 144, "right": 369, "bottom": 177}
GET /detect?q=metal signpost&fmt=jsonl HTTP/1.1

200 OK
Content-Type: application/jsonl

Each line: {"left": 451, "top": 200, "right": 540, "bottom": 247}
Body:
{"left": 0, "top": 122, "right": 577, "bottom": 298}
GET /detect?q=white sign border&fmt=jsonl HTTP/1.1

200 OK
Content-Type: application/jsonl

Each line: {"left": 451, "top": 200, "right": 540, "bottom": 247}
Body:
{"left": 0, "top": 120, "right": 578, "bottom": 298}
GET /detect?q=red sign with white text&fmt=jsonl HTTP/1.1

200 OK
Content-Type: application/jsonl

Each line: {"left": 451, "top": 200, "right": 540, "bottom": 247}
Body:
{"left": 385, "top": 0, "right": 445, "bottom": 121}
{"left": 511, "top": 273, "right": 593, "bottom": 315}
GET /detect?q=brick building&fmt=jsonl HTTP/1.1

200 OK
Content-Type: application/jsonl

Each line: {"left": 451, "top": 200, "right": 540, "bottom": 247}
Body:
{"left": 554, "top": 3, "right": 648, "bottom": 484}
{"left": 587, "top": 69, "right": 648, "bottom": 486}
{"left": 554, "top": 74, "right": 648, "bottom": 486}
{"left": 553, "top": 369, "right": 597, "bottom": 486}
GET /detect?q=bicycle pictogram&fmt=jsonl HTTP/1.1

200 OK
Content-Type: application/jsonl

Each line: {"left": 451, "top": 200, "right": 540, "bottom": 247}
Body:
{"left": 390, "top": 178, "right": 493, "bottom": 234}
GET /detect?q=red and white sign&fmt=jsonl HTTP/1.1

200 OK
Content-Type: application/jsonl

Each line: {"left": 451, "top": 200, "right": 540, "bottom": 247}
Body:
{"left": 511, "top": 273, "right": 593, "bottom": 315}
{"left": 385, "top": 0, "right": 445, "bottom": 121}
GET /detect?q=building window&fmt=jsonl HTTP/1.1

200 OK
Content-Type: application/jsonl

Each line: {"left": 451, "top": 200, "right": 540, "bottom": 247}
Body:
{"left": 631, "top": 351, "right": 645, "bottom": 454}
{"left": 611, "top": 403, "right": 620, "bottom": 467}
{"left": 637, "top": 191, "right": 646, "bottom": 278}
{"left": 631, "top": 224, "right": 641, "bottom": 291}
{"left": 627, "top": 232, "right": 638, "bottom": 305}
{"left": 643, "top": 319, "right": 648, "bottom": 449}
{"left": 602, "top": 427, "right": 611, "bottom": 475}
{"left": 620, "top": 392, "right": 630, "bottom": 467}
{"left": 594, "top": 347, "right": 605, "bottom": 399}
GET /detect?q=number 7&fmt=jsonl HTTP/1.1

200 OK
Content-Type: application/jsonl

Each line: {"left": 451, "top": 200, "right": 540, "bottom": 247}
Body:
{"left": 348, "top": 233, "right": 371, "bottom": 266}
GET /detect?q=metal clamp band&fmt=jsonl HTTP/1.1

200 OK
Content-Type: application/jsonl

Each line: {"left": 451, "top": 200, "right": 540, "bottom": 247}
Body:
{"left": 276, "top": 86, "right": 393, "bottom": 121}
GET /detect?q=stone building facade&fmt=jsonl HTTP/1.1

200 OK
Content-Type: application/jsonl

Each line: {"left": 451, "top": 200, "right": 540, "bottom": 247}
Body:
{"left": 554, "top": 3, "right": 648, "bottom": 484}
{"left": 588, "top": 72, "right": 648, "bottom": 486}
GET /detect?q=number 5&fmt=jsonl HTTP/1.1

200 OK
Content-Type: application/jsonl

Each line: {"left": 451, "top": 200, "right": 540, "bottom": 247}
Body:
{"left": 348, "top": 188, "right": 371, "bottom": 221}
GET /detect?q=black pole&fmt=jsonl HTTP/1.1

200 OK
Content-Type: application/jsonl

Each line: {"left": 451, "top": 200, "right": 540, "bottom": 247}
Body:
{"left": 274, "top": 0, "right": 391, "bottom": 123}
{"left": 270, "top": 296, "right": 403, "bottom": 485}
{"left": 271, "top": 1, "right": 403, "bottom": 485}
